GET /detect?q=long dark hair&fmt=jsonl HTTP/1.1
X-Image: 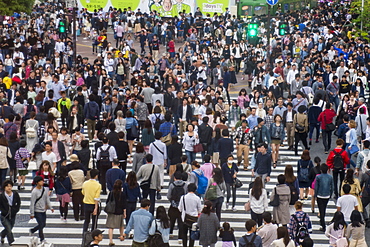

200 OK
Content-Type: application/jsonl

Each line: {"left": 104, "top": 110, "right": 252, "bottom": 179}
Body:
{"left": 144, "top": 119, "right": 152, "bottom": 135}
{"left": 201, "top": 200, "right": 212, "bottom": 215}
{"left": 212, "top": 168, "right": 224, "bottom": 184}
{"left": 330, "top": 211, "right": 346, "bottom": 231}
{"left": 251, "top": 177, "right": 263, "bottom": 200}
{"left": 350, "top": 210, "right": 364, "bottom": 228}
{"left": 126, "top": 171, "right": 138, "bottom": 189}
{"left": 113, "top": 179, "right": 123, "bottom": 197}
{"left": 284, "top": 165, "right": 296, "bottom": 184}
{"left": 57, "top": 166, "right": 68, "bottom": 182}
{"left": 156, "top": 206, "right": 170, "bottom": 229}
{"left": 344, "top": 168, "right": 355, "bottom": 184}
{"left": 214, "top": 128, "right": 221, "bottom": 141}
{"left": 277, "top": 226, "right": 290, "bottom": 246}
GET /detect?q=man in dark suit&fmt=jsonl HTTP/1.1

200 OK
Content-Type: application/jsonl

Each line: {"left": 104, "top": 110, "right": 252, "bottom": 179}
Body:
{"left": 198, "top": 116, "right": 213, "bottom": 158}
{"left": 178, "top": 97, "right": 192, "bottom": 139}
{"left": 218, "top": 129, "right": 234, "bottom": 165}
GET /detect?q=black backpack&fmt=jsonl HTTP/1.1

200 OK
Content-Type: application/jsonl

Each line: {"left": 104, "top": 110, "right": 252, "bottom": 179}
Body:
{"left": 333, "top": 149, "right": 344, "bottom": 171}
{"left": 99, "top": 146, "right": 111, "bottom": 166}
{"left": 154, "top": 114, "right": 163, "bottom": 131}
{"left": 292, "top": 213, "right": 310, "bottom": 244}
{"left": 242, "top": 234, "right": 256, "bottom": 247}
{"left": 288, "top": 182, "right": 299, "bottom": 205}
{"left": 170, "top": 183, "right": 185, "bottom": 207}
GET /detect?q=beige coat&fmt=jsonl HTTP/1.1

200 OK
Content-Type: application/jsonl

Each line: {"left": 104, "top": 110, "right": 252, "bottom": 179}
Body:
{"left": 0, "top": 145, "right": 12, "bottom": 169}
{"left": 271, "top": 184, "right": 291, "bottom": 225}
{"left": 293, "top": 112, "right": 308, "bottom": 133}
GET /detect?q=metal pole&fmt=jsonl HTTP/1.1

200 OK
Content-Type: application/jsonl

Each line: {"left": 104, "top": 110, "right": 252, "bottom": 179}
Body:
{"left": 72, "top": 0, "right": 77, "bottom": 68}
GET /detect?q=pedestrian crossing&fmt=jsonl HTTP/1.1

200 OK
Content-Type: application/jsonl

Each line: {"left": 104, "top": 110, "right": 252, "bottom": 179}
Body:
{"left": 7, "top": 117, "right": 349, "bottom": 247}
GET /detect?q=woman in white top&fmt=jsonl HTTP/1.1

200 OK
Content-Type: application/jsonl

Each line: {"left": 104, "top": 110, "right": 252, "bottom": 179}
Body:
{"left": 25, "top": 112, "right": 39, "bottom": 152}
{"left": 183, "top": 124, "right": 199, "bottom": 164}
{"left": 114, "top": 110, "right": 126, "bottom": 134}
{"left": 345, "top": 120, "right": 359, "bottom": 168}
{"left": 249, "top": 177, "right": 268, "bottom": 227}
{"left": 4, "top": 54, "right": 15, "bottom": 76}
{"left": 325, "top": 211, "right": 347, "bottom": 247}
{"left": 271, "top": 226, "right": 296, "bottom": 247}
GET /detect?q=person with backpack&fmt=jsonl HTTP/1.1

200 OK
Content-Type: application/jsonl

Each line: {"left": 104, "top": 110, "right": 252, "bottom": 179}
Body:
{"left": 284, "top": 165, "right": 299, "bottom": 214}
{"left": 84, "top": 94, "right": 100, "bottom": 141}
{"left": 239, "top": 219, "right": 263, "bottom": 247}
{"left": 205, "top": 167, "right": 226, "bottom": 221}
{"left": 360, "top": 159, "right": 370, "bottom": 228}
{"left": 189, "top": 160, "right": 208, "bottom": 198}
{"left": 314, "top": 164, "right": 334, "bottom": 232}
{"left": 167, "top": 171, "right": 187, "bottom": 242}
{"left": 150, "top": 106, "right": 164, "bottom": 131}
{"left": 325, "top": 211, "right": 347, "bottom": 247}
{"left": 297, "top": 150, "right": 314, "bottom": 200}
{"left": 178, "top": 183, "right": 202, "bottom": 247}
{"left": 288, "top": 201, "right": 312, "bottom": 245}
{"left": 326, "top": 138, "right": 350, "bottom": 198}
{"left": 96, "top": 136, "right": 117, "bottom": 195}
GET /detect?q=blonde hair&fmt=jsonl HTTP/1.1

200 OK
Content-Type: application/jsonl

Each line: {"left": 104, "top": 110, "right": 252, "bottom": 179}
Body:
{"left": 349, "top": 120, "right": 356, "bottom": 129}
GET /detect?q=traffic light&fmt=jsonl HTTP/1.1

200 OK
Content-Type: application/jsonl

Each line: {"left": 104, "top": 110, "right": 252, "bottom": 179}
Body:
{"left": 248, "top": 23, "right": 258, "bottom": 37}
{"left": 279, "top": 22, "right": 288, "bottom": 36}
{"left": 59, "top": 20, "right": 66, "bottom": 33}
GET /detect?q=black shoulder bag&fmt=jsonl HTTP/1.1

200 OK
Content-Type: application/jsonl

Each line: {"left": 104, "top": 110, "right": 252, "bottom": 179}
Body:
{"left": 140, "top": 165, "right": 155, "bottom": 190}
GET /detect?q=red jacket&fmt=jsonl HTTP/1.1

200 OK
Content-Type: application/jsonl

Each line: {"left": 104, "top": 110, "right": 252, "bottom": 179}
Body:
{"left": 317, "top": 109, "right": 336, "bottom": 130}
{"left": 326, "top": 147, "right": 350, "bottom": 170}
{"left": 36, "top": 171, "right": 55, "bottom": 190}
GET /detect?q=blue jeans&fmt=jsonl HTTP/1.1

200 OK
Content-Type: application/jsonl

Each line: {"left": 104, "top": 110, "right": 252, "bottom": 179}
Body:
{"left": 4, "top": 66, "right": 12, "bottom": 76}
{"left": 345, "top": 144, "right": 356, "bottom": 168}
{"left": 0, "top": 216, "right": 15, "bottom": 244}
{"left": 185, "top": 150, "right": 196, "bottom": 164}
{"left": 31, "top": 212, "right": 46, "bottom": 241}
{"left": 0, "top": 169, "right": 7, "bottom": 190}
{"left": 330, "top": 95, "right": 340, "bottom": 112}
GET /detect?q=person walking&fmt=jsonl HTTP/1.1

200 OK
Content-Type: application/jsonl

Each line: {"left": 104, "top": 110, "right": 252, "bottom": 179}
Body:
{"left": 235, "top": 120, "right": 252, "bottom": 170}
{"left": 314, "top": 164, "right": 334, "bottom": 232}
{"left": 239, "top": 219, "right": 262, "bottom": 247}
{"left": 206, "top": 168, "right": 226, "bottom": 221}
{"left": 29, "top": 176, "right": 54, "bottom": 243}
{"left": 149, "top": 206, "right": 170, "bottom": 247}
{"left": 83, "top": 95, "right": 100, "bottom": 141}
{"left": 256, "top": 212, "right": 278, "bottom": 247}
{"left": 178, "top": 183, "right": 202, "bottom": 247}
{"left": 148, "top": 132, "right": 167, "bottom": 200}
{"left": 54, "top": 166, "right": 72, "bottom": 222}
{"left": 271, "top": 227, "right": 295, "bottom": 247}
{"left": 106, "top": 179, "right": 126, "bottom": 245}
{"left": 340, "top": 168, "right": 363, "bottom": 212}
{"left": 297, "top": 150, "right": 314, "bottom": 200}
{"left": 0, "top": 180, "right": 20, "bottom": 245}
{"left": 249, "top": 177, "right": 268, "bottom": 227}
{"left": 293, "top": 105, "right": 309, "bottom": 155}
{"left": 346, "top": 210, "right": 367, "bottom": 246}
{"left": 124, "top": 171, "right": 141, "bottom": 225}
{"left": 25, "top": 111, "right": 39, "bottom": 152}
{"left": 183, "top": 124, "right": 199, "bottom": 164}
{"left": 137, "top": 154, "right": 161, "bottom": 215}
{"left": 68, "top": 162, "right": 85, "bottom": 221}
{"left": 288, "top": 201, "right": 312, "bottom": 245}
{"left": 96, "top": 136, "right": 117, "bottom": 195}
{"left": 106, "top": 159, "right": 126, "bottom": 192}
{"left": 123, "top": 199, "right": 153, "bottom": 246}
{"left": 270, "top": 174, "right": 291, "bottom": 226}
{"left": 317, "top": 103, "right": 336, "bottom": 153}
{"left": 252, "top": 143, "right": 272, "bottom": 187}
{"left": 269, "top": 115, "right": 285, "bottom": 168}
{"left": 284, "top": 165, "right": 299, "bottom": 213}
{"left": 0, "top": 135, "right": 12, "bottom": 187}
{"left": 82, "top": 169, "right": 101, "bottom": 233}
{"left": 221, "top": 155, "right": 239, "bottom": 212}
{"left": 197, "top": 200, "right": 220, "bottom": 247}
{"left": 345, "top": 120, "right": 359, "bottom": 168}
{"left": 325, "top": 211, "right": 347, "bottom": 247}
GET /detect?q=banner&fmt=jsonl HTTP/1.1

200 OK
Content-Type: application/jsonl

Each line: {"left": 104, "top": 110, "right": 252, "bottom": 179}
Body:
{"left": 77, "top": 0, "right": 230, "bottom": 16}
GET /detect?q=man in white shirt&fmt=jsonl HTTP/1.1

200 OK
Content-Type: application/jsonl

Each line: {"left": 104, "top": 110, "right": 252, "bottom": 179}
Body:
{"left": 41, "top": 142, "right": 57, "bottom": 171}
{"left": 178, "top": 183, "right": 202, "bottom": 247}
{"left": 336, "top": 184, "right": 359, "bottom": 222}
{"left": 257, "top": 212, "right": 278, "bottom": 247}
{"left": 286, "top": 64, "right": 299, "bottom": 94}
{"left": 104, "top": 53, "right": 115, "bottom": 78}
{"left": 149, "top": 132, "right": 167, "bottom": 199}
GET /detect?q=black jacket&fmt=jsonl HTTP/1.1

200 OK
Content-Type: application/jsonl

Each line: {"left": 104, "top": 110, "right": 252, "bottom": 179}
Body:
{"left": 177, "top": 105, "right": 192, "bottom": 123}
{"left": 0, "top": 191, "right": 21, "bottom": 218}
{"left": 282, "top": 109, "right": 297, "bottom": 126}
{"left": 198, "top": 123, "right": 213, "bottom": 144}
{"left": 113, "top": 140, "right": 130, "bottom": 161}
{"left": 168, "top": 143, "right": 183, "bottom": 165}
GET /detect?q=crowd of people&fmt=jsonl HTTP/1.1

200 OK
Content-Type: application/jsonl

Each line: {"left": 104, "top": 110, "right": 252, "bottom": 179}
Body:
{"left": 0, "top": 0, "right": 369, "bottom": 246}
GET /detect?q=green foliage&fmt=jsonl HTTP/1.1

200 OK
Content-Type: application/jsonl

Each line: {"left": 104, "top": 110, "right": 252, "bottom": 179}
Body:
{"left": 350, "top": 0, "right": 370, "bottom": 39}
{"left": 0, "top": 0, "right": 34, "bottom": 16}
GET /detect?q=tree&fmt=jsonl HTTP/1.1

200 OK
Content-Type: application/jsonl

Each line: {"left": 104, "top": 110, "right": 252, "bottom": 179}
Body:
{"left": 350, "top": 0, "right": 370, "bottom": 39}
{"left": 0, "top": 0, "right": 34, "bottom": 16}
